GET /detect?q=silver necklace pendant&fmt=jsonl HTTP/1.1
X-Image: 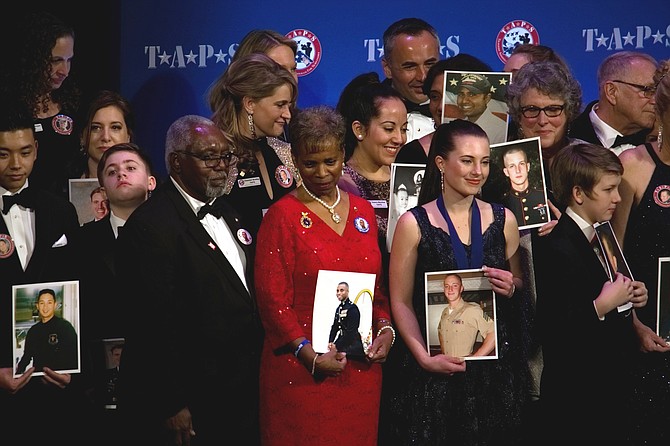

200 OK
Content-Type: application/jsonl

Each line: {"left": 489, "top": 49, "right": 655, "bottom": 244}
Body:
{"left": 330, "top": 210, "right": 341, "bottom": 223}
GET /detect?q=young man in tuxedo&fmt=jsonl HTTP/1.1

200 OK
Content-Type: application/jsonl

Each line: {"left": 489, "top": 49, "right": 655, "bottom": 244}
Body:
{"left": 0, "top": 104, "right": 86, "bottom": 445}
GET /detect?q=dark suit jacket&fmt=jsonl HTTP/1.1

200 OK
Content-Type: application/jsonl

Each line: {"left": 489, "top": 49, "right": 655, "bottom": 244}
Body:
{"left": 0, "top": 188, "right": 85, "bottom": 445}
{"left": 115, "top": 180, "right": 263, "bottom": 444}
{"left": 571, "top": 100, "right": 650, "bottom": 148}
{"left": 534, "top": 213, "right": 636, "bottom": 442}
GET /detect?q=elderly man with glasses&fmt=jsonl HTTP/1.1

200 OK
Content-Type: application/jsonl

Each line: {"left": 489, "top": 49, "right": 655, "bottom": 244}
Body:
{"left": 571, "top": 51, "right": 658, "bottom": 155}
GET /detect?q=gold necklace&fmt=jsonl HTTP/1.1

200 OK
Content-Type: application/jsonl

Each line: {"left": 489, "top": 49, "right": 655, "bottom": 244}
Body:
{"left": 302, "top": 184, "right": 341, "bottom": 223}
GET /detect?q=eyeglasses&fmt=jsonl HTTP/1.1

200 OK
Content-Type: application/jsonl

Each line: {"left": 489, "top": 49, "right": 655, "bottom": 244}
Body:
{"left": 175, "top": 150, "right": 235, "bottom": 168}
{"left": 520, "top": 105, "right": 565, "bottom": 119}
{"left": 611, "top": 80, "right": 656, "bottom": 98}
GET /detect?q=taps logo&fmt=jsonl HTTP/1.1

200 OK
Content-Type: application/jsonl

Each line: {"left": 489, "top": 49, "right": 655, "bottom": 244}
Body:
{"left": 496, "top": 20, "right": 540, "bottom": 63}
{"left": 286, "top": 29, "right": 322, "bottom": 77}
{"left": 582, "top": 26, "right": 670, "bottom": 51}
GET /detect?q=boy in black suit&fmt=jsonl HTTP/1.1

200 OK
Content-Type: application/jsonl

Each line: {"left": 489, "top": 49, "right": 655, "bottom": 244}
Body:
{"left": 0, "top": 104, "right": 86, "bottom": 445}
{"left": 534, "top": 143, "right": 648, "bottom": 445}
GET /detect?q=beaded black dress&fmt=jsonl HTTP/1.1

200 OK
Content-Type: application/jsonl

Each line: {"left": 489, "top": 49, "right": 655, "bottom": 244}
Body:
{"left": 382, "top": 204, "right": 531, "bottom": 446}
{"left": 622, "top": 143, "right": 670, "bottom": 445}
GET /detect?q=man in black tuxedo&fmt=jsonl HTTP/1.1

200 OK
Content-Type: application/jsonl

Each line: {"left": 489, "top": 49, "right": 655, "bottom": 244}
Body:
{"left": 0, "top": 104, "right": 86, "bottom": 445}
{"left": 570, "top": 51, "right": 657, "bottom": 155}
{"left": 115, "top": 115, "right": 262, "bottom": 445}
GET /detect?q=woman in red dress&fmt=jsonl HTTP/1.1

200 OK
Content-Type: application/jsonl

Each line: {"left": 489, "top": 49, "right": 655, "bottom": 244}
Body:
{"left": 254, "top": 105, "right": 395, "bottom": 445}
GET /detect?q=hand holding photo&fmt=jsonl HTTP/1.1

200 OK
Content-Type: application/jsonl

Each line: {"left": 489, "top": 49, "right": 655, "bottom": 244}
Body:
{"left": 594, "top": 221, "right": 634, "bottom": 312}
{"left": 424, "top": 269, "right": 498, "bottom": 360}
{"left": 312, "top": 270, "right": 375, "bottom": 359}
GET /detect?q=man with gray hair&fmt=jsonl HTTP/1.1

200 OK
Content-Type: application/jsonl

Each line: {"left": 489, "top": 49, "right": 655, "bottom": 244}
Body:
{"left": 571, "top": 51, "right": 658, "bottom": 155}
{"left": 115, "top": 115, "right": 262, "bottom": 445}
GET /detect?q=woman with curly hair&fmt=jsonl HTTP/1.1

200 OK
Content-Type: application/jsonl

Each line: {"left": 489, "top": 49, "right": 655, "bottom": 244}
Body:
{"left": 2, "top": 11, "right": 82, "bottom": 197}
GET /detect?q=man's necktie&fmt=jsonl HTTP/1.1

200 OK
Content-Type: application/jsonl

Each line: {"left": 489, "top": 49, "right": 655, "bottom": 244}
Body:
{"left": 2, "top": 188, "right": 34, "bottom": 214}
{"left": 197, "top": 200, "right": 224, "bottom": 219}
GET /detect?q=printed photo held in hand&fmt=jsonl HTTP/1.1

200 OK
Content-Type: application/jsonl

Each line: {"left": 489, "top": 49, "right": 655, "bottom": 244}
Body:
{"left": 69, "top": 178, "right": 107, "bottom": 225}
{"left": 312, "top": 270, "right": 375, "bottom": 359}
{"left": 442, "top": 70, "right": 511, "bottom": 144}
{"left": 13, "top": 281, "right": 81, "bottom": 377}
{"left": 657, "top": 258, "right": 670, "bottom": 345}
{"left": 387, "top": 163, "right": 426, "bottom": 251}
{"left": 483, "top": 136, "right": 550, "bottom": 230}
{"left": 424, "top": 269, "right": 498, "bottom": 360}
{"left": 594, "top": 220, "right": 634, "bottom": 312}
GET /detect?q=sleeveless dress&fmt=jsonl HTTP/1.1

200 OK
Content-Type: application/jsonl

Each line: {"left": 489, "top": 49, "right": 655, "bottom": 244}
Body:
{"left": 622, "top": 143, "right": 670, "bottom": 445}
{"left": 383, "top": 204, "right": 531, "bottom": 446}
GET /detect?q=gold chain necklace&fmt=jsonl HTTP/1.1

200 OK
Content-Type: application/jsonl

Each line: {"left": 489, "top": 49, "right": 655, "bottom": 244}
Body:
{"left": 302, "top": 184, "right": 341, "bottom": 223}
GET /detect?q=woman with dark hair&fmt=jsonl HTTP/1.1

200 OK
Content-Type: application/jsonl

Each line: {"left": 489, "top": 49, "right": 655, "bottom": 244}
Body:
{"left": 384, "top": 119, "right": 531, "bottom": 445}
{"left": 254, "top": 105, "right": 394, "bottom": 445}
{"left": 77, "top": 90, "right": 135, "bottom": 179}
{"left": 336, "top": 71, "right": 407, "bottom": 257}
{"left": 1, "top": 11, "right": 82, "bottom": 197}
{"left": 207, "top": 52, "right": 298, "bottom": 237}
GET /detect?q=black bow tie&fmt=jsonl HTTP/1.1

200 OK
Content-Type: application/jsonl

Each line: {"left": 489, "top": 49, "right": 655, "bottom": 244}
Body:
{"left": 613, "top": 131, "right": 646, "bottom": 148}
{"left": 2, "top": 188, "right": 35, "bottom": 214}
{"left": 197, "top": 200, "right": 225, "bottom": 220}
{"left": 403, "top": 98, "right": 432, "bottom": 117}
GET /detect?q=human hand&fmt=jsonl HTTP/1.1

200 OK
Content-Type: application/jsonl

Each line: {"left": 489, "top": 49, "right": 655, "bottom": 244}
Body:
{"left": 630, "top": 280, "right": 648, "bottom": 309}
{"left": 41, "top": 367, "right": 71, "bottom": 389}
{"left": 0, "top": 367, "right": 33, "bottom": 394}
{"left": 633, "top": 317, "right": 670, "bottom": 353}
{"left": 537, "top": 200, "right": 561, "bottom": 236}
{"left": 164, "top": 407, "right": 196, "bottom": 446}
{"left": 482, "top": 265, "right": 515, "bottom": 297}
{"left": 422, "top": 354, "right": 466, "bottom": 375}
{"left": 315, "top": 347, "right": 347, "bottom": 378}
{"left": 597, "top": 273, "right": 633, "bottom": 315}
{"left": 366, "top": 328, "right": 393, "bottom": 363}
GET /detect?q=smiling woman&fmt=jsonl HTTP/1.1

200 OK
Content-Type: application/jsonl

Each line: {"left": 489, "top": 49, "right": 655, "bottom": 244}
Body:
{"left": 207, "top": 52, "right": 299, "bottom": 237}
{"left": 336, "top": 71, "right": 408, "bottom": 262}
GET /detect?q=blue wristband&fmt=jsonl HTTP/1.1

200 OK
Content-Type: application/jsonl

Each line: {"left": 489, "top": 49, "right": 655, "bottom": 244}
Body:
{"left": 294, "top": 339, "right": 311, "bottom": 357}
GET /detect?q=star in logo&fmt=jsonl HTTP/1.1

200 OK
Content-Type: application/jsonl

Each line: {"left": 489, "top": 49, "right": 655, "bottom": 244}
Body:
{"left": 158, "top": 51, "right": 172, "bottom": 65}
{"left": 185, "top": 50, "right": 198, "bottom": 65}
{"left": 596, "top": 34, "right": 609, "bottom": 47}
{"left": 214, "top": 49, "right": 228, "bottom": 63}
{"left": 652, "top": 30, "right": 664, "bottom": 44}
{"left": 622, "top": 32, "right": 635, "bottom": 46}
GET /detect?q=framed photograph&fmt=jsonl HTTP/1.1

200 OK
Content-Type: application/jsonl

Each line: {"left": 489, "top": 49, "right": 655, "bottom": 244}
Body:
{"left": 594, "top": 221, "right": 633, "bottom": 313}
{"left": 12, "top": 280, "right": 81, "bottom": 377}
{"left": 483, "top": 137, "right": 550, "bottom": 231}
{"left": 442, "top": 70, "right": 512, "bottom": 145}
{"left": 657, "top": 257, "right": 670, "bottom": 344}
{"left": 87, "top": 337, "right": 125, "bottom": 409}
{"left": 387, "top": 162, "right": 426, "bottom": 252}
{"left": 69, "top": 178, "right": 107, "bottom": 226}
{"left": 424, "top": 268, "right": 498, "bottom": 360}
{"left": 312, "top": 270, "right": 375, "bottom": 359}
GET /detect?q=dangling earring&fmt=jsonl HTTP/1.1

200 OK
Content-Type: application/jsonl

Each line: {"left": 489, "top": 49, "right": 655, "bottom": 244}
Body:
{"left": 247, "top": 113, "right": 257, "bottom": 139}
{"left": 659, "top": 123, "right": 664, "bottom": 151}
{"left": 440, "top": 169, "right": 445, "bottom": 192}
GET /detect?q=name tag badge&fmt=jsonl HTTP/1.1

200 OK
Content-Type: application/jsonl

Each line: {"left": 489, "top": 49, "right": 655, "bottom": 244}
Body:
{"left": 237, "top": 177, "right": 262, "bottom": 188}
{"left": 369, "top": 199, "right": 388, "bottom": 209}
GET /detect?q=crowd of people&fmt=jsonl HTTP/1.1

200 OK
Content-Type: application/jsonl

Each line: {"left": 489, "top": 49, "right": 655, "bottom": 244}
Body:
{"left": 1, "top": 10, "right": 669, "bottom": 446}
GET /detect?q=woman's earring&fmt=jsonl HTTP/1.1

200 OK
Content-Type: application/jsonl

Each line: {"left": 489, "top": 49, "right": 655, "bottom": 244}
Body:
{"left": 248, "top": 113, "right": 257, "bottom": 139}
{"left": 439, "top": 169, "right": 445, "bottom": 192}
{"left": 659, "top": 123, "right": 664, "bottom": 151}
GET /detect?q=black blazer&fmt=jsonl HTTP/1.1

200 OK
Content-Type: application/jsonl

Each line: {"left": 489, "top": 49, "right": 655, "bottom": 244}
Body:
{"left": 115, "top": 179, "right": 263, "bottom": 444}
{"left": 569, "top": 100, "right": 600, "bottom": 144}
{"left": 534, "top": 213, "right": 637, "bottom": 440}
{"left": 0, "top": 188, "right": 84, "bottom": 444}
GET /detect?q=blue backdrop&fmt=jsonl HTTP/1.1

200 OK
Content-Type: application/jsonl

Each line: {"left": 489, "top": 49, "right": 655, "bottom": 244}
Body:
{"left": 119, "top": 0, "right": 670, "bottom": 179}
